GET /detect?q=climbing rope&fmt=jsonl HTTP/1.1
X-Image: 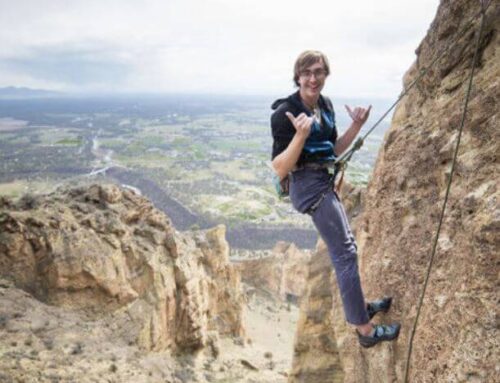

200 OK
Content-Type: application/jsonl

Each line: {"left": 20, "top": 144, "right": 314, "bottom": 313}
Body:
{"left": 403, "top": 1, "right": 490, "bottom": 382}
{"left": 331, "top": 0, "right": 492, "bottom": 174}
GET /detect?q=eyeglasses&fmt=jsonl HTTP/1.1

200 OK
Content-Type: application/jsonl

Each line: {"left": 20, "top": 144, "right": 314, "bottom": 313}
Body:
{"left": 300, "top": 69, "right": 327, "bottom": 79}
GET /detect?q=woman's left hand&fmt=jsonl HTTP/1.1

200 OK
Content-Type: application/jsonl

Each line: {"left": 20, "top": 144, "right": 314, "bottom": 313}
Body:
{"left": 345, "top": 105, "right": 372, "bottom": 128}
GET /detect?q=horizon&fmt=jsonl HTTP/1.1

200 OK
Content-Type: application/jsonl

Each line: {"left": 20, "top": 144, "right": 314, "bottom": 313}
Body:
{"left": 0, "top": 86, "right": 398, "bottom": 102}
{"left": 0, "top": 0, "right": 440, "bottom": 99}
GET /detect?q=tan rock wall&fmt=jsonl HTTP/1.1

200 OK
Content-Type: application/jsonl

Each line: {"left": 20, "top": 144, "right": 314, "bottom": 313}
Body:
{"left": 291, "top": 0, "right": 499, "bottom": 381}
{"left": 0, "top": 183, "right": 244, "bottom": 353}
{"left": 288, "top": 242, "right": 344, "bottom": 383}
{"left": 235, "top": 242, "right": 311, "bottom": 300}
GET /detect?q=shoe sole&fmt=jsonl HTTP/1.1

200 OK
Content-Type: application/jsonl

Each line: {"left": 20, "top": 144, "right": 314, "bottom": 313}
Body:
{"left": 358, "top": 325, "right": 401, "bottom": 348}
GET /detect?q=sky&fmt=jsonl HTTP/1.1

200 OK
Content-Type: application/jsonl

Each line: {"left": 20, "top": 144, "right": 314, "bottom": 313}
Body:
{"left": 0, "top": 0, "right": 441, "bottom": 99}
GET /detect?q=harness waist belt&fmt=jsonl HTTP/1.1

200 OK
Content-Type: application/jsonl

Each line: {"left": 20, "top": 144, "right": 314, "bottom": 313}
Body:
{"left": 293, "top": 161, "right": 335, "bottom": 171}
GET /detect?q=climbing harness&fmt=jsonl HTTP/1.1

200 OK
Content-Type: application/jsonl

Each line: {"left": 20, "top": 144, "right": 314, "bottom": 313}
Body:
{"left": 403, "top": 1, "right": 490, "bottom": 382}
{"left": 272, "top": 0, "right": 490, "bottom": 201}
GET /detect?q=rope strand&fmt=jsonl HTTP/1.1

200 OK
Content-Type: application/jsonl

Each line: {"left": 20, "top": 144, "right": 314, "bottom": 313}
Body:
{"left": 402, "top": 3, "right": 488, "bottom": 381}
{"left": 334, "top": 2, "right": 490, "bottom": 166}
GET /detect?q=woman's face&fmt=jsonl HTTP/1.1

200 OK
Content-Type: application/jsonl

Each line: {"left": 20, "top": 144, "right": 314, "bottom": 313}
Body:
{"left": 298, "top": 60, "right": 327, "bottom": 100}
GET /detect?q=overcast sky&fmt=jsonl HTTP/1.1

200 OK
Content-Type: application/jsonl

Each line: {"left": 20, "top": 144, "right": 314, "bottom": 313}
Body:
{"left": 0, "top": 0, "right": 440, "bottom": 98}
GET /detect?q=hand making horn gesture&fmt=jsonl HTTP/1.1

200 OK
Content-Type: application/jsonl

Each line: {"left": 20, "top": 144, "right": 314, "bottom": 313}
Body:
{"left": 285, "top": 112, "right": 314, "bottom": 139}
{"left": 345, "top": 104, "right": 372, "bottom": 128}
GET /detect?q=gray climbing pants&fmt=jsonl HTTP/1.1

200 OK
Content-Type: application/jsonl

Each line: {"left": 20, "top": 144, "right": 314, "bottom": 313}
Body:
{"left": 289, "top": 167, "right": 370, "bottom": 325}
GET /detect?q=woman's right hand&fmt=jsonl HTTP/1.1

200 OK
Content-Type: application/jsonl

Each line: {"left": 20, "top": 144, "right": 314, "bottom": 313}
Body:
{"left": 286, "top": 112, "right": 313, "bottom": 139}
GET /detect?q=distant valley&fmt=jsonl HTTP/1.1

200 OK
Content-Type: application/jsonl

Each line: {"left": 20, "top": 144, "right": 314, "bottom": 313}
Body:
{"left": 0, "top": 94, "right": 392, "bottom": 250}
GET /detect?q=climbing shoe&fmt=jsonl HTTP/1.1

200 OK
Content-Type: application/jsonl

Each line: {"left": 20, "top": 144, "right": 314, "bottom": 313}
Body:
{"left": 357, "top": 323, "right": 401, "bottom": 348}
{"left": 366, "top": 296, "right": 392, "bottom": 320}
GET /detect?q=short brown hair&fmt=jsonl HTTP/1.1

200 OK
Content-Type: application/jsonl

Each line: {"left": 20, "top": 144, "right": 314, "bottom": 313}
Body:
{"left": 293, "top": 50, "right": 330, "bottom": 86}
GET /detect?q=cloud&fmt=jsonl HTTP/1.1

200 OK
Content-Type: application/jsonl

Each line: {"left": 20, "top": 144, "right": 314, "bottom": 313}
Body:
{"left": 1, "top": 43, "right": 133, "bottom": 88}
{"left": 0, "top": 0, "right": 440, "bottom": 97}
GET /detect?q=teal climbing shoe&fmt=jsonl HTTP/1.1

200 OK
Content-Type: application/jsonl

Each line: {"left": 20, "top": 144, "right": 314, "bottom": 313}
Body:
{"left": 357, "top": 323, "right": 401, "bottom": 348}
{"left": 367, "top": 297, "right": 392, "bottom": 320}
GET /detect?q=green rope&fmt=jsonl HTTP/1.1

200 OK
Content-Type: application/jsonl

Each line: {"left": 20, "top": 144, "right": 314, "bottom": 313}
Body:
{"left": 403, "top": 2, "right": 489, "bottom": 381}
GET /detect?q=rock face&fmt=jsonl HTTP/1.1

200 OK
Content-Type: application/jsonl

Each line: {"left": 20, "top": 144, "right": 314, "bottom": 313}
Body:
{"left": 0, "top": 183, "right": 244, "bottom": 355}
{"left": 290, "top": 1, "right": 499, "bottom": 382}
{"left": 288, "top": 241, "right": 344, "bottom": 383}
{"left": 0, "top": 277, "right": 182, "bottom": 382}
{"left": 234, "top": 241, "right": 311, "bottom": 301}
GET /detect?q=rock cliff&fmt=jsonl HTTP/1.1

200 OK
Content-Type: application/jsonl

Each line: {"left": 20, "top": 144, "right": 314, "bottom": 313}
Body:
{"left": 0, "top": 183, "right": 244, "bottom": 358}
{"left": 235, "top": 241, "right": 311, "bottom": 301}
{"left": 290, "top": 0, "right": 499, "bottom": 382}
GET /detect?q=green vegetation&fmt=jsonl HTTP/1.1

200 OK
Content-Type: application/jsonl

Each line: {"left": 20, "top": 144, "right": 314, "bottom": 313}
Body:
{"left": 211, "top": 161, "right": 257, "bottom": 181}
{"left": 0, "top": 179, "right": 55, "bottom": 199}
{"left": 38, "top": 128, "right": 83, "bottom": 146}
{"left": 0, "top": 98, "right": 378, "bottom": 234}
{"left": 0, "top": 133, "right": 31, "bottom": 144}
{"left": 99, "top": 138, "right": 126, "bottom": 149}
{"left": 55, "top": 138, "right": 83, "bottom": 146}
{"left": 135, "top": 133, "right": 166, "bottom": 146}
{"left": 114, "top": 152, "right": 177, "bottom": 171}
{"left": 171, "top": 137, "right": 189, "bottom": 146}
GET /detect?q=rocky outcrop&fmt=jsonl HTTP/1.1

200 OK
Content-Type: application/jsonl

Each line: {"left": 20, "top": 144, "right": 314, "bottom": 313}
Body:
{"left": 288, "top": 241, "right": 344, "bottom": 383}
{"left": 0, "top": 183, "right": 244, "bottom": 355}
{"left": 234, "top": 241, "right": 311, "bottom": 301}
{"left": 291, "top": 0, "right": 499, "bottom": 382}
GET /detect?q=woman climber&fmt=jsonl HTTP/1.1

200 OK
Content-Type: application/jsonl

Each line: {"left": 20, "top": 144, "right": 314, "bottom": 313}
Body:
{"left": 270, "top": 50, "right": 400, "bottom": 347}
